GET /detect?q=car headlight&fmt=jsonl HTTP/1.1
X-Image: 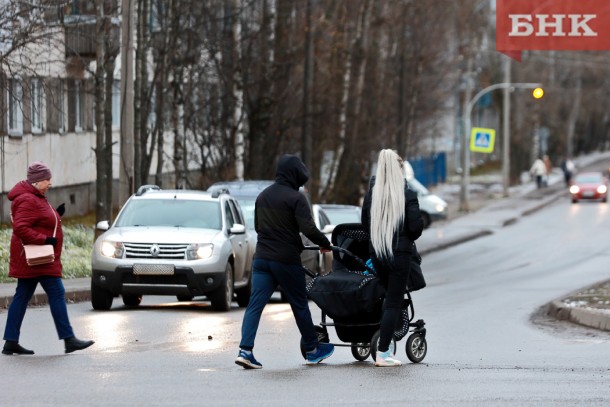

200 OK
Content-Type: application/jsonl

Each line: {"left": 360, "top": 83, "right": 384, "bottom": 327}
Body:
{"left": 187, "top": 243, "right": 214, "bottom": 260}
{"left": 569, "top": 185, "right": 580, "bottom": 194}
{"left": 100, "top": 241, "right": 124, "bottom": 258}
{"left": 435, "top": 203, "right": 447, "bottom": 213}
{"left": 597, "top": 185, "right": 607, "bottom": 194}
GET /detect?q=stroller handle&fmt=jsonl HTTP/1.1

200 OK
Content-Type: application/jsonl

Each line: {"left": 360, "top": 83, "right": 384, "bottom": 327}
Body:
{"left": 303, "top": 245, "right": 375, "bottom": 274}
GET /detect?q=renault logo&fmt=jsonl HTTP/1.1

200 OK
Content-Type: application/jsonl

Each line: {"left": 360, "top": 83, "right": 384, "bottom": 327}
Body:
{"left": 150, "top": 244, "right": 160, "bottom": 257}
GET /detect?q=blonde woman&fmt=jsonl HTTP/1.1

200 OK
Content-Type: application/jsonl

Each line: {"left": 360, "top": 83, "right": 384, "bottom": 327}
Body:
{"left": 361, "top": 149, "right": 423, "bottom": 366}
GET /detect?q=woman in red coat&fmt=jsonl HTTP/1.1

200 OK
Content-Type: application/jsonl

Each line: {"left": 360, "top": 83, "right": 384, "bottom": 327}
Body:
{"left": 2, "top": 162, "right": 94, "bottom": 355}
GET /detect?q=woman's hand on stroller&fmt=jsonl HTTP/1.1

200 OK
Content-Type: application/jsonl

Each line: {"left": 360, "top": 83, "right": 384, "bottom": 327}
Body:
{"left": 320, "top": 244, "right": 333, "bottom": 253}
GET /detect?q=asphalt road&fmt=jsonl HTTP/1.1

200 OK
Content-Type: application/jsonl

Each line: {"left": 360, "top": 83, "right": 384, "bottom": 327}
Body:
{"left": 1, "top": 194, "right": 610, "bottom": 406}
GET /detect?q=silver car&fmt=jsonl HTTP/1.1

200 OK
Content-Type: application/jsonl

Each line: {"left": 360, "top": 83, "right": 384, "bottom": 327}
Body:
{"left": 90, "top": 186, "right": 253, "bottom": 311}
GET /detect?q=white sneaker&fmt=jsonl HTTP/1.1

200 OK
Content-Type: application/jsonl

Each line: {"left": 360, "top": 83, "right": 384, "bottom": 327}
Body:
{"left": 375, "top": 350, "right": 402, "bottom": 367}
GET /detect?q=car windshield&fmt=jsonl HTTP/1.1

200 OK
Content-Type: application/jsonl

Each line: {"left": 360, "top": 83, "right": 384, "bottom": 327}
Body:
{"left": 407, "top": 178, "right": 430, "bottom": 196}
{"left": 576, "top": 175, "right": 603, "bottom": 184}
{"left": 114, "top": 199, "right": 221, "bottom": 229}
{"left": 324, "top": 208, "right": 361, "bottom": 225}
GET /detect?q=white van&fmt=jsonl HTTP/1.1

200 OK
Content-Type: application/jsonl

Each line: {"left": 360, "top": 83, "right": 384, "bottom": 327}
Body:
{"left": 403, "top": 161, "right": 448, "bottom": 228}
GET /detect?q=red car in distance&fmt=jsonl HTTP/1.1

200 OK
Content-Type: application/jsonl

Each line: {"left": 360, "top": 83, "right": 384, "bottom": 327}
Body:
{"left": 569, "top": 172, "right": 608, "bottom": 203}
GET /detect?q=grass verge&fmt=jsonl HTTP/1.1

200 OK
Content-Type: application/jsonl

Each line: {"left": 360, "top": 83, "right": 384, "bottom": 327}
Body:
{"left": 0, "top": 218, "right": 96, "bottom": 284}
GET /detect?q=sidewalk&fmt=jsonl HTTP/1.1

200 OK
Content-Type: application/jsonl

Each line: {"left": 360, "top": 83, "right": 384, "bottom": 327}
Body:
{"left": 1, "top": 153, "right": 609, "bottom": 331}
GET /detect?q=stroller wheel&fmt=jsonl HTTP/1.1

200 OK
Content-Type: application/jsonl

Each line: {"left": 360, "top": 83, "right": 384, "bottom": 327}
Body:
{"left": 350, "top": 343, "right": 370, "bottom": 361}
{"left": 369, "top": 330, "right": 396, "bottom": 362}
{"left": 300, "top": 325, "right": 329, "bottom": 358}
{"left": 405, "top": 333, "right": 427, "bottom": 363}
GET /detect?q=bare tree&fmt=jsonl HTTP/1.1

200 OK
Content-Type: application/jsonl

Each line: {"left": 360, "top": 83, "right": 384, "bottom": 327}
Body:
{"left": 93, "top": 0, "right": 119, "bottom": 226}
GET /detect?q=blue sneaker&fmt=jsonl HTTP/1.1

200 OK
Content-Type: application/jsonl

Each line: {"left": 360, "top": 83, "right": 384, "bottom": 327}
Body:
{"left": 235, "top": 349, "right": 263, "bottom": 369}
{"left": 306, "top": 342, "right": 334, "bottom": 364}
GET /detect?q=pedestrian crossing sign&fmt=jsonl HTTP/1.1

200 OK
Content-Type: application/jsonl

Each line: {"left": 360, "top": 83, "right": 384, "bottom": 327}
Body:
{"left": 470, "top": 127, "right": 495, "bottom": 153}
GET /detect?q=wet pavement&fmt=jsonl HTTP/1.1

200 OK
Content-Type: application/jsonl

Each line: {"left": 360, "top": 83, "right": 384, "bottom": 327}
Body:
{"left": 1, "top": 152, "right": 610, "bottom": 332}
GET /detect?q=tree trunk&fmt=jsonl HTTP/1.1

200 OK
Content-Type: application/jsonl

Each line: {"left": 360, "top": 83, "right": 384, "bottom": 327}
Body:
{"left": 331, "top": 0, "right": 373, "bottom": 204}
{"left": 94, "top": 0, "right": 108, "bottom": 226}
{"left": 301, "top": 0, "right": 314, "bottom": 171}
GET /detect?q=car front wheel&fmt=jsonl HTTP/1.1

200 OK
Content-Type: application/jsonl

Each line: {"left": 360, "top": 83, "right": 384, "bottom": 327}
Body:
{"left": 210, "top": 262, "right": 234, "bottom": 311}
{"left": 91, "top": 282, "right": 113, "bottom": 311}
{"left": 235, "top": 272, "right": 252, "bottom": 308}
{"left": 421, "top": 212, "right": 431, "bottom": 229}
{"left": 122, "top": 294, "right": 142, "bottom": 307}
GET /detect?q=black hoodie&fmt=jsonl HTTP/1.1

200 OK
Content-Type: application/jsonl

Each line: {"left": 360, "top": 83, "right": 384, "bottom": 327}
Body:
{"left": 254, "top": 155, "right": 331, "bottom": 264}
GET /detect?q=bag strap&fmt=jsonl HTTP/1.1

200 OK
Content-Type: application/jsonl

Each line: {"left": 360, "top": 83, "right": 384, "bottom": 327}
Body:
{"left": 47, "top": 201, "right": 58, "bottom": 238}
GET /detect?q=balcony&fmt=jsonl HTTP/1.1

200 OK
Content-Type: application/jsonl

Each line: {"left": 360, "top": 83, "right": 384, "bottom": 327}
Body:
{"left": 64, "top": 20, "right": 97, "bottom": 58}
{"left": 57, "top": 1, "right": 119, "bottom": 59}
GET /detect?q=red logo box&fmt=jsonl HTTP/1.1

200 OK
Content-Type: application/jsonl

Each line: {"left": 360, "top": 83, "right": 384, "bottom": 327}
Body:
{"left": 496, "top": 0, "right": 610, "bottom": 61}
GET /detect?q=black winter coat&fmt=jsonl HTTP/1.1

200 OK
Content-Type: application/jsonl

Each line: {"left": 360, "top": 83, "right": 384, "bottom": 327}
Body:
{"left": 254, "top": 155, "right": 331, "bottom": 265}
{"left": 361, "top": 178, "right": 423, "bottom": 257}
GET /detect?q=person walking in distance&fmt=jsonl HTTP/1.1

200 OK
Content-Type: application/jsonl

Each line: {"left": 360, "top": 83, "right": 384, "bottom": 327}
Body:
{"left": 361, "top": 150, "right": 424, "bottom": 367}
{"left": 2, "top": 162, "right": 94, "bottom": 355}
{"left": 561, "top": 157, "right": 576, "bottom": 187}
{"left": 530, "top": 157, "right": 546, "bottom": 189}
{"left": 235, "top": 154, "right": 333, "bottom": 369}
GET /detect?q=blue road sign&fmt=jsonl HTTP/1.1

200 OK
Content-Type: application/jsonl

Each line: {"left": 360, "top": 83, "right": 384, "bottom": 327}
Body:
{"left": 470, "top": 127, "right": 495, "bottom": 153}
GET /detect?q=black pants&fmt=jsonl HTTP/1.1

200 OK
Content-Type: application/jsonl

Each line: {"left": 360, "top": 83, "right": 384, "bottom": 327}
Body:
{"left": 375, "top": 253, "right": 409, "bottom": 353}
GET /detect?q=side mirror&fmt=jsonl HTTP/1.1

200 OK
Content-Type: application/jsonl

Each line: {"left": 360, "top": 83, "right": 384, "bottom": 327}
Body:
{"left": 230, "top": 223, "right": 246, "bottom": 234}
{"left": 96, "top": 220, "right": 110, "bottom": 231}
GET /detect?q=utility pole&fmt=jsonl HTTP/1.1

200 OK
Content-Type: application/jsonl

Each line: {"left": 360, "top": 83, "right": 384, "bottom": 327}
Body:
{"left": 459, "top": 57, "right": 473, "bottom": 212}
{"left": 120, "top": 0, "right": 135, "bottom": 204}
{"left": 502, "top": 57, "right": 511, "bottom": 197}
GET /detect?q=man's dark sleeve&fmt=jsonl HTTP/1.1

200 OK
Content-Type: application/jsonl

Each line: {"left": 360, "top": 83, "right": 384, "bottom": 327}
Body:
{"left": 294, "top": 196, "right": 331, "bottom": 247}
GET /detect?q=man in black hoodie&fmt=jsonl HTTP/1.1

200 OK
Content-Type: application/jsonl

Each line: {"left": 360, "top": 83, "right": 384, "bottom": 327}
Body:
{"left": 235, "top": 154, "right": 334, "bottom": 369}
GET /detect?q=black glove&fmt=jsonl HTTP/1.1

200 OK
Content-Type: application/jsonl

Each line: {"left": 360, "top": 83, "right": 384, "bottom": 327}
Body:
{"left": 56, "top": 203, "right": 65, "bottom": 217}
{"left": 45, "top": 237, "right": 58, "bottom": 246}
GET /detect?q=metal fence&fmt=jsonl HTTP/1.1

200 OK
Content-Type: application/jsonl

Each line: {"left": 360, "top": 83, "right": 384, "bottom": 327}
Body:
{"left": 409, "top": 152, "right": 447, "bottom": 188}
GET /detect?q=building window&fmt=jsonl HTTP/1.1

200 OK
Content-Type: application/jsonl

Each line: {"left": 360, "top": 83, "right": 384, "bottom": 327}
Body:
{"left": 58, "top": 80, "right": 66, "bottom": 133}
{"left": 31, "top": 79, "right": 43, "bottom": 133}
{"left": 8, "top": 79, "right": 23, "bottom": 136}
{"left": 112, "top": 80, "right": 120, "bottom": 128}
{"left": 75, "top": 80, "right": 84, "bottom": 131}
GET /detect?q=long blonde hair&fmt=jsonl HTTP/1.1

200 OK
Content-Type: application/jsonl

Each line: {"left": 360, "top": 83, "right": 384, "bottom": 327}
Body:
{"left": 370, "top": 149, "right": 405, "bottom": 260}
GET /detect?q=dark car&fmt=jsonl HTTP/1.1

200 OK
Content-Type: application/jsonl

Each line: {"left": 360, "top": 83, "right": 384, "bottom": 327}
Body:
{"left": 569, "top": 172, "right": 608, "bottom": 203}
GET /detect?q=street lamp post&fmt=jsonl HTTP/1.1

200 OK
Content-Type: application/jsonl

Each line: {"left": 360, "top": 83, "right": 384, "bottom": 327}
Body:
{"left": 459, "top": 81, "right": 542, "bottom": 212}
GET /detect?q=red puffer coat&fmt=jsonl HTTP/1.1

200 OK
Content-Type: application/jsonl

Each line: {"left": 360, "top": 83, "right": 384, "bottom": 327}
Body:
{"left": 8, "top": 181, "right": 63, "bottom": 278}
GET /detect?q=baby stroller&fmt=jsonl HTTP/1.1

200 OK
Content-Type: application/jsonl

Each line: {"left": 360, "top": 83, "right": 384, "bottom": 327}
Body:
{"left": 303, "top": 223, "right": 427, "bottom": 363}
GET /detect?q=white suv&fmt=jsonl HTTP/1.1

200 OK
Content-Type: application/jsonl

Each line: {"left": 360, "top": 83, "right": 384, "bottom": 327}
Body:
{"left": 90, "top": 186, "right": 252, "bottom": 311}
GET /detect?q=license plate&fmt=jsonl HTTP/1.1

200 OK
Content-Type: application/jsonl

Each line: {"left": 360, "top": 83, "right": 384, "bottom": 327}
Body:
{"left": 583, "top": 191, "right": 594, "bottom": 198}
{"left": 133, "top": 264, "right": 175, "bottom": 275}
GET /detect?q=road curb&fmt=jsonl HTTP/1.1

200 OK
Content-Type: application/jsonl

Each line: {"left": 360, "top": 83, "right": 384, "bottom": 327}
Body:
{"left": 1, "top": 290, "right": 91, "bottom": 309}
{"left": 418, "top": 230, "right": 493, "bottom": 256}
{"left": 548, "top": 299, "right": 610, "bottom": 331}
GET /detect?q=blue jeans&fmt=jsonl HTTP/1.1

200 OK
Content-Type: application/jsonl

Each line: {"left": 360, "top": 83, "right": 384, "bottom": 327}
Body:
{"left": 240, "top": 259, "right": 318, "bottom": 352}
{"left": 3, "top": 277, "right": 75, "bottom": 341}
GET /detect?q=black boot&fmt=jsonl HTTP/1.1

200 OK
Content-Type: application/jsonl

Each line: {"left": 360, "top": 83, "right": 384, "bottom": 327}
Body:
{"left": 64, "top": 337, "right": 95, "bottom": 354}
{"left": 2, "top": 340, "right": 35, "bottom": 355}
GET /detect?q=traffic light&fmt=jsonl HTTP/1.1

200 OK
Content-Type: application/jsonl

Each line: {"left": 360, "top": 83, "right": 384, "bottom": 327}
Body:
{"left": 532, "top": 87, "right": 544, "bottom": 99}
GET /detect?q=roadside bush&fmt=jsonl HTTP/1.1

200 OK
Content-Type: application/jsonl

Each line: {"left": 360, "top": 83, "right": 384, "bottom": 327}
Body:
{"left": 0, "top": 224, "right": 93, "bottom": 283}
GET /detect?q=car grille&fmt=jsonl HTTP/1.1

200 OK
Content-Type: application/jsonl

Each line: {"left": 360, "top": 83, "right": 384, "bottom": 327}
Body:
{"left": 124, "top": 243, "right": 189, "bottom": 259}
